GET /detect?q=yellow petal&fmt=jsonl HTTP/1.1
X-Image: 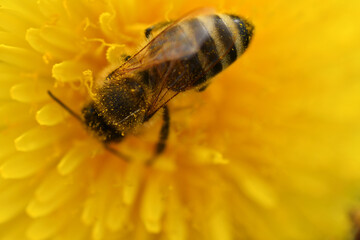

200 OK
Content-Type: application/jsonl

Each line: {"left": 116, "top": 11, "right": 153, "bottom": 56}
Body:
{"left": 0, "top": 137, "right": 16, "bottom": 161}
{"left": 0, "top": 82, "right": 15, "bottom": 100}
{"left": 0, "top": 44, "right": 45, "bottom": 71}
{"left": 0, "top": 197, "right": 28, "bottom": 224}
{"left": 0, "top": 8, "right": 39, "bottom": 36}
{"left": 0, "top": 64, "right": 23, "bottom": 81}
{"left": 0, "top": 147, "right": 54, "bottom": 179}
{"left": 36, "top": 102, "right": 67, "bottom": 126}
{"left": 26, "top": 214, "right": 66, "bottom": 240}
{"left": 99, "top": 12, "right": 115, "bottom": 40}
{"left": 140, "top": 174, "right": 166, "bottom": 233}
{"left": 26, "top": 27, "right": 79, "bottom": 60}
{"left": 81, "top": 197, "right": 97, "bottom": 226}
{"left": 106, "top": 197, "right": 131, "bottom": 231}
{"left": 0, "top": 217, "right": 28, "bottom": 240}
{"left": 0, "top": 31, "right": 28, "bottom": 48}
{"left": 27, "top": 190, "right": 72, "bottom": 218}
{"left": 207, "top": 208, "right": 232, "bottom": 240}
{"left": 164, "top": 188, "right": 187, "bottom": 240}
{"left": 14, "top": 126, "right": 66, "bottom": 152}
{"left": 122, "top": 162, "right": 144, "bottom": 205}
{"left": 51, "top": 218, "right": 88, "bottom": 240}
{"left": 10, "top": 82, "right": 51, "bottom": 103}
{"left": 0, "top": 102, "right": 31, "bottom": 125}
{"left": 35, "top": 169, "right": 74, "bottom": 202}
{"left": 57, "top": 141, "right": 97, "bottom": 175}
{"left": 92, "top": 221, "right": 105, "bottom": 240}
{"left": 0, "top": 126, "right": 29, "bottom": 161}
{"left": 228, "top": 166, "right": 277, "bottom": 209}
{"left": 191, "top": 146, "right": 229, "bottom": 165}
{"left": 106, "top": 44, "right": 127, "bottom": 65}
{"left": 0, "top": 180, "right": 32, "bottom": 223}
{"left": 81, "top": 166, "right": 113, "bottom": 227}
{"left": 52, "top": 60, "right": 91, "bottom": 82}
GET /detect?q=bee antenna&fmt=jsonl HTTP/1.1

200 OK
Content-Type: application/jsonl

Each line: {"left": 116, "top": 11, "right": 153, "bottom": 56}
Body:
{"left": 47, "top": 90, "right": 82, "bottom": 122}
{"left": 103, "top": 144, "right": 131, "bottom": 162}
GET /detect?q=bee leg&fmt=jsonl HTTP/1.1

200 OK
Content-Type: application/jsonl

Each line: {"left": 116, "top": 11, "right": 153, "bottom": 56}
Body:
{"left": 156, "top": 105, "right": 170, "bottom": 154}
{"left": 145, "top": 21, "right": 172, "bottom": 39}
{"left": 146, "top": 105, "right": 170, "bottom": 165}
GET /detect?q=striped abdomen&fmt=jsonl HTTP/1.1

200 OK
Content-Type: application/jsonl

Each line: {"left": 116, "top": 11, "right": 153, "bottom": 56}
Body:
{"left": 161, "top": 13, "right": 254, "bottom": 91}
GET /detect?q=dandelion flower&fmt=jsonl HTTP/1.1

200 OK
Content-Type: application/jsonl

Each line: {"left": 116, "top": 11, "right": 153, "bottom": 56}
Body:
{"left": 1, "top": 0, "right": 360, "bottom": 240}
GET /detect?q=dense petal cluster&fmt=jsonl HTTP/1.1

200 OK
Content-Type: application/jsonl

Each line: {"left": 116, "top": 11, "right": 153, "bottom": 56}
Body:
{"left": 1, "top": 0, "right": 360, "bottom": 240}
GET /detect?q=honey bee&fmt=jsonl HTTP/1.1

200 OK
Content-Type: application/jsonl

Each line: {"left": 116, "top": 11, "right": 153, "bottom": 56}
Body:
{"left": 49, "top": 8, "right": 254, "bottom": 162}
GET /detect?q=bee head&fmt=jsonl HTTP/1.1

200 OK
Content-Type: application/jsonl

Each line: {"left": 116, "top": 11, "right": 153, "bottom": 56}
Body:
{"left": 82, "top": 102, "right": 125, "bottom": 142}
{"left": 94, "top": 78, "right": 147, "bottom": 132}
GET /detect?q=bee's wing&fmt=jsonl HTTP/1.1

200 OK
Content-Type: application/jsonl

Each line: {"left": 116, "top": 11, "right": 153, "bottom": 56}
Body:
{"left": 115, "top": 7, "right": 216, "bottom": 74}
{"left": 142, "top": 60, "right": 184, "bottom": 121}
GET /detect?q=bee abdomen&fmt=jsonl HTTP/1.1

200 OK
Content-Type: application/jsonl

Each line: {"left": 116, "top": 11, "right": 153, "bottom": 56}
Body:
{"left": 195, "top": 14, "right": 254, "bottom": 77}
{"left": 225, "top": 14, "right": 254, "bottom": 55}
{"left": 166, "top": 13, "right": 253, "bottom": 91}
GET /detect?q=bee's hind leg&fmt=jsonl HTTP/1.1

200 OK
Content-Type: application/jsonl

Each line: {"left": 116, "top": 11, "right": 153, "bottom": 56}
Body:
{"left": 146, "top": 105, "right": 170, "bottom": 165}
{"left": 145, "top": 21, "right": 172, "bottom": 39}
{"left": 155, "top": 105, "right": 170, "bottom": 155}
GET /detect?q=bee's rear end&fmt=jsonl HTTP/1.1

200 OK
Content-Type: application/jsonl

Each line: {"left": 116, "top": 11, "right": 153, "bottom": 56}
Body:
{"left": 161, "top": 13, "right": 254, "bottom": 91}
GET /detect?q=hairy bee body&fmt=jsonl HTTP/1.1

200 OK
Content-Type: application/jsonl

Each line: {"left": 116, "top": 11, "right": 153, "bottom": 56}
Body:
{"left": 82, "top": 11, "right": 254, "bottom": 144}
